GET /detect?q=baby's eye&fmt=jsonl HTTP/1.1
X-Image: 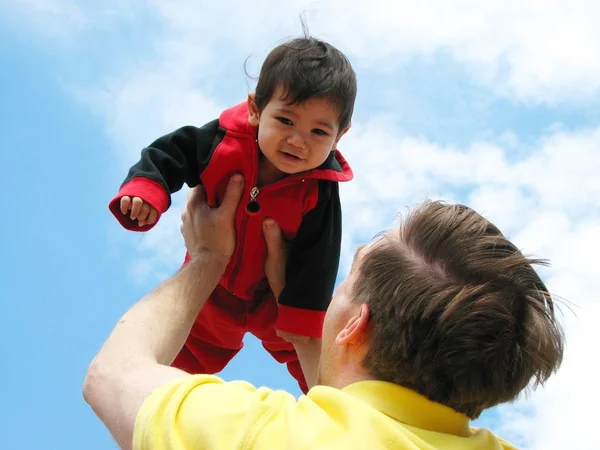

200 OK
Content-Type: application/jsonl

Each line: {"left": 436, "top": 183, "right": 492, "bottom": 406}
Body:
{"left": 312, "top": 129, "right": 328, "bottom": 136}
{"left": 277, "top": 117, "right": 293, "bottom": 126}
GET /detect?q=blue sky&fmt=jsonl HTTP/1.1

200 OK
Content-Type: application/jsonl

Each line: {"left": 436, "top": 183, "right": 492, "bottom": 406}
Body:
{"left": 1, "top": 1, "right": 599, "bottom": 449}
{"left": 0, "top": 27, "right": 304, "bottom": 449}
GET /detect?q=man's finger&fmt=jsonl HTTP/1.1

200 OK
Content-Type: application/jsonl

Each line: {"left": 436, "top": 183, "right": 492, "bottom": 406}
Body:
{"left": 263, "top": 218, "right": 286, "bottom": 263}
{"left": 218, "top": 174, "right": 244, "bottom": 218}
{"left": 263, "top": 218, "right": 286, "bottom": 301}
{"left": 186, "top": 185, "right": 207, "bottom": 210}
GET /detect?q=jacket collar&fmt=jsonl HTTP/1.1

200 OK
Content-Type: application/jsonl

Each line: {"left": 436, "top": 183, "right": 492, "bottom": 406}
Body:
{"left": 220, "top": 101, "right": 353, "bottom": 184}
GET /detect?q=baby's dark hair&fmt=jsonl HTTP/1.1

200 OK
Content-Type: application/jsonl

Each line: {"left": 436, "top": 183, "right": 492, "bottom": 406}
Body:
{"left": 253, "top": 27, "right": 357, "bottom": 131}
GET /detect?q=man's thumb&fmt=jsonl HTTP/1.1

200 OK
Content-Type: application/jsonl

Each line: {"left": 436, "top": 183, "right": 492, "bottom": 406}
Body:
{"left": 263, "top": 218, "right": 283, "bottom": 250}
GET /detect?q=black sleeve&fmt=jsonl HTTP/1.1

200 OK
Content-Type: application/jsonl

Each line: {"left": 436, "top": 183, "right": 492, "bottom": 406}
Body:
{"left": 121, "top": 119, "right": 222, "bottom": 196}
{"left": 278, "top": 180, "right": 342, "bottom": 312}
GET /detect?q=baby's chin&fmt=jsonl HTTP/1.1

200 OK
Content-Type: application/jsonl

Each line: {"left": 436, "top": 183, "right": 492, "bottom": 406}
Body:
{"left": 261, "top": 150, "right": 324, "bottom": 178}
{"left": 277, "top": 165, "right": 312, "bottom": 177}
{"left": 271, "top": 158, "right": 311, "bottom": 175}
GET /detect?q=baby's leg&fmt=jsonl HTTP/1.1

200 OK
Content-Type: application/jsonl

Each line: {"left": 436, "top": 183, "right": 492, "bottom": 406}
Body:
{"left": 246, "top": 291, "right": 309, "bottom": 394}
{"left": 172, "top": 284, "right": 246, "bottom": 375}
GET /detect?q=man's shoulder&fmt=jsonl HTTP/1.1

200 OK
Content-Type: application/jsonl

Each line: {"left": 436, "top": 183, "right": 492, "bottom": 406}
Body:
{"left": 133, "top": 374, "right": 300, "bottom": 450}
{"left": 498, "top": 437, "right": 520, "bottom": 450}
{"left": 469, "top": 427, "right": 520, "bottom": 450}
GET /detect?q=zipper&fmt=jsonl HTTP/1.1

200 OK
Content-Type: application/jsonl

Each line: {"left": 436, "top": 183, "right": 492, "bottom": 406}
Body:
{"left": 228, "top": 149, "right": 313, "bottom": 292}
{"left": 228, "top": 141, "right": 260, "bottom": 292}
{"left": 245, "top": 186, "right": 261, "bottom": 214}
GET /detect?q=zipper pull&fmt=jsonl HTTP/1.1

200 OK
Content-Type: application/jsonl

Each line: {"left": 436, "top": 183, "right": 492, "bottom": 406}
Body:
{"left": 245, "top": 186, "right": 261, "bottom": 214}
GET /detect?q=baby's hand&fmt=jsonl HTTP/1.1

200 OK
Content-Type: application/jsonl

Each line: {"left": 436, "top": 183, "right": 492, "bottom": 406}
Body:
{"left": 120, "top": 196, "right": 158, "bottom": 227}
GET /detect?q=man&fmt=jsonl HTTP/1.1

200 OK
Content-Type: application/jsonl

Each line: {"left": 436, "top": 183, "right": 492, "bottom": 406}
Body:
{"left": 83, "top": 174, "right": 565, "bottom": 449}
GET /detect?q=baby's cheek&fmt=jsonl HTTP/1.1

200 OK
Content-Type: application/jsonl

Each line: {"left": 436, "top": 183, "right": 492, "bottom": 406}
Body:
{"left": 312, "top": 148, "right": 331, "bottom": 166}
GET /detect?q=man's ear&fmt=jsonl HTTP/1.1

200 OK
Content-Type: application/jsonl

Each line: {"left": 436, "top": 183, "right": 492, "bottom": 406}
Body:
{"left": 333, "top": 122, "right": 351, "bottom": 149}
{"left": 247, "top": 92, "right": 260, "bottom": 127}
{"left": 335, "top": 303, "right": 369, "bottom": 346}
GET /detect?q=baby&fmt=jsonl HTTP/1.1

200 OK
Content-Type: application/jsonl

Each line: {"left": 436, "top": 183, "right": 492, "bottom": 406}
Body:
{"left": 109, "top": 34, "right": 357, "bottom": 393}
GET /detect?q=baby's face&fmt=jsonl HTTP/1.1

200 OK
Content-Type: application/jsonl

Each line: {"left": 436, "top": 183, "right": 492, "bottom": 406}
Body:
{"left": 249, "top": 87, "right": 347, "bottom": 176}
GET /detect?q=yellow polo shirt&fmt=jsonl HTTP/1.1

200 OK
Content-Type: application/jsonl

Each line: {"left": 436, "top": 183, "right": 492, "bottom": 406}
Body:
{"left": 133, "top": 375, "right": 517, "bottom": 449}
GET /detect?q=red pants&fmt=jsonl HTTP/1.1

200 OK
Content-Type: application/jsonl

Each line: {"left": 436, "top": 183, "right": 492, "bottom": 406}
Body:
{"left": 172, "top": 284, "right": 308, "bottom": 393}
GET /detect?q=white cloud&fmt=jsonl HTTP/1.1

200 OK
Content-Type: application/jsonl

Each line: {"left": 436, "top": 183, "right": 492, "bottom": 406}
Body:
{"left": 134, "top": 0, "right": 600, "bottom": 105}
{"left": 315, "top": 0, "right": 600, "bottom": 105}
{"left": 0, "top": 0, "right": 143, "bottom": 44}
{"left": 336, "top": 119, "right": 600, "bottom": 257}
{"left": 159, "top": 0, "right": 600, "bottom": 104}
{"left": 12, "top": 0, "right": 600, "bottom": 103}
{"left": 127, "top": 201, "right": 189, "bottom": 282}
{"left": 0, "top": 0, "right": 83, "bottom": 46}
{"left": 75, "top": 72, "right": 224, "bottom": 171}
{"left": 4, "top": 0, "right": 86, "bottom": 27}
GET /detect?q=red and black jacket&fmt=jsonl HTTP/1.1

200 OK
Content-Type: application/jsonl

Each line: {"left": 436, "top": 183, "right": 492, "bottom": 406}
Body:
{"left": 109, "top": 102, "right": 353, "bottom": 338}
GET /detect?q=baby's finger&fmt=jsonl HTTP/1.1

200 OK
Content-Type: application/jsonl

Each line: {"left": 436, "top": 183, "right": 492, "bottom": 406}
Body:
{"left": 137, "top": 203, "right": 151, "bottom": 225}
{"left": 130, "top": 197, "right": 144, "bottom": 220}
{"left": 147, "top": 207, "right": 158, "bottom": 225}
{"left": 120, "top": 196, "right": 131, "bottom": 215}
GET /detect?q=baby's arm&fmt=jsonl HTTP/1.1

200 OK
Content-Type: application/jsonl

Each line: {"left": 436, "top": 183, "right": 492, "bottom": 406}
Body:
{"left": 263, "top": 217, "right": 323, "bottom": 389}
{"left": 109, "top": 120, "right": 220, "bottom": 231}
{"left": 275, "top": 180, "right": 343, "bottom": 338}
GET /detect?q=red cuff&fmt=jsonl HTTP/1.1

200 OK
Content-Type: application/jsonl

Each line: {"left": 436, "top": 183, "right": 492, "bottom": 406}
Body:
{"left": 108, "top": 177, "right": 170, "bottom": 232}
{"left": 275, "top": 304, "right": 326, "bottom": 338}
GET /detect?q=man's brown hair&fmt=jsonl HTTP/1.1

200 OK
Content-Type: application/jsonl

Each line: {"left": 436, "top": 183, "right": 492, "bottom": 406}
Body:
{"left": 353, "top": 200, "right": 565, "bottom": 418}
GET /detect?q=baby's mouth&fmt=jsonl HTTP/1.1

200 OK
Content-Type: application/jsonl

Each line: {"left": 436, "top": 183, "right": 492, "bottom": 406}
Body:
{"left": 281, "top": 150, "right": 302, "bottom": 160}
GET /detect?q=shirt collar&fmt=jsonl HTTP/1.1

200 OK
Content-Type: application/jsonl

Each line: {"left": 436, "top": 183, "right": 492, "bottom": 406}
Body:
{"left": 341, "top": 380, "right": 472, "bottom": 437}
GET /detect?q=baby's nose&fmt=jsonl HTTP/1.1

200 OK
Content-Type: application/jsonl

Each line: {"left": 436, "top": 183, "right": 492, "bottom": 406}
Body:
{"left": 287, "top": 132, "right": 307, "bottom": 149}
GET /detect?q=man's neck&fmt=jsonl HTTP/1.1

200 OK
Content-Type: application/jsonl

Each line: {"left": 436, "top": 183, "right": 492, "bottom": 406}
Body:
{"left": 334, "top": 373, "right": 378, "bottom": 390}
{"left": 322, "top": 362, "right": 377, "bottom": 390}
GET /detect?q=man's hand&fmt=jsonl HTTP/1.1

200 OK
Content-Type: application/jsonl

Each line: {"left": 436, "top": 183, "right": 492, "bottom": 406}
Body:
{"left": 262, "top": 218, "right": 310, "bottom": 346}
{"left": 181, "top": 175, "right": 244, "bottom": 266}
{"left": 83, "top": 174, "right": 246, "bottom": 450}
{"left": 262, "top": 218, "right": 287, "bottom": 300}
